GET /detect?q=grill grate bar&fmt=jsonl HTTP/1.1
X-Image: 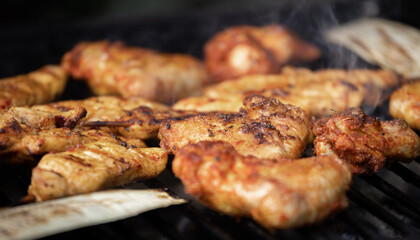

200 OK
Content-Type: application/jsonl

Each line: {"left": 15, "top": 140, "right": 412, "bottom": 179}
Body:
{"left": 387, "top": 162, "right": 420, "bottom": 189}
{"left": 143, "top": 178, "right": 236, "bottom": 240}
{"left": 360, "top": 174, "right": 420, "bottom": 217}
{"left": 340, "top": 210, "right": 379, "bottom": 240}
{"left": 348, "top": 187, "right": 412, "bottom": 235}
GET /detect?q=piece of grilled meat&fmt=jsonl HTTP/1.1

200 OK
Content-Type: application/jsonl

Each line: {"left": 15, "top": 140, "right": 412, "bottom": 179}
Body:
{"left": 160, "top": 95, "right": 312, "bottom": 159}
{"left": 173, "top": 141, "right": 351, "bottom": 229}
{"left": 28, "top": 139, "right": 167, "bottom": 201}
{"left": 0, "top": 65, "right": 67, "bottom": 111}
{"left": 204, "top": 25, "right": 320, "bottom": 82}
{"left": 313, "top": 108, "right": 420, "bottom": 174}
{"left": 174, "top": 67, "right": 399, "bottom": 117}
{"left": 62, "top": 41, "right": 208, "bottom": 104}
{"left": 32, "top": 96, "right": 195, "bottom": 140}
{"left": 389, "top": 81, "right": 420, "bottom": 130}
{"left": 0, "top": 106, "right": 146, "bottom": 165}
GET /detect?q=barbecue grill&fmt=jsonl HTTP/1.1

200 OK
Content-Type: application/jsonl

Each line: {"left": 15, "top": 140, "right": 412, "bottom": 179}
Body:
{"left": 0, "top": 0, "right": 419, "bottom": 239}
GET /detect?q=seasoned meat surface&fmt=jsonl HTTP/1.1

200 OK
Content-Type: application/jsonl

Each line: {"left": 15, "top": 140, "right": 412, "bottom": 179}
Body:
{"left": 32, "top": 96, "right": 178, "bottom": 140}
{"left": 62, "top": 41, "right": 208, "bottom": 104}
{"left": 204, "top": 25, "right": 320, "bottom": 82}
{"left": 313, "top": 108, "right": 420, "bottom": 174}
{"left": 0, "top": 65, "right": 67, "bottom": 111}
{"left": 173, "top": 141, "right": 351, "bottom": 229}
{"left": 160, "top": 95, "right": 311, "bottom": 159}
{"left": 389, "top": 81, "right": 420, "bottom": 130}
{"left": 28, "top": 140, "right": 167, "bottom": 201}
{"left": 0, "top": 106, "right": 146, "bottom": 164}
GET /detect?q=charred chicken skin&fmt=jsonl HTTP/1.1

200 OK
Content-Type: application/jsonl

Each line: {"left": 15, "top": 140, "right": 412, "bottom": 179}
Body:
{"left": 204, "top": 25, "right": 320, "bottom": 82}
{"left": 173, "top": 141, "right": 352, "bottom": 229}
{"left": 389, "top": 81, "right": 420, "bottom": 130}
{"left": 32, "top": 96, "right": 196, "bottom": 140}
{"left": 313, "top": 108, "right": 420, "bottom": 174}
{"left": 0, "top": 65, "right": 67, "bottom": 111}
{"left": 160, "top": 95, "right": 312, "bottom": 159}
{"left": 62, "top": 41, "right": 208, "bottom": 104}
{"left": 28, "top": 140, "right": 167, "bottom": 202}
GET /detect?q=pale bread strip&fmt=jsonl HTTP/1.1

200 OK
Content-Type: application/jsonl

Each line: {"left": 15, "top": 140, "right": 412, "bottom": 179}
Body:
{"left": 0, "top": 189, "right": 186, "bottom": 240}
{"left": 325, "top": 18, "right": 420, "bottom": 78}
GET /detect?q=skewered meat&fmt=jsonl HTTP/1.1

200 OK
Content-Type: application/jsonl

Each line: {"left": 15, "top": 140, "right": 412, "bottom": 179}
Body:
{"left": 160, "top": 95, "right": 312, "bottom": 159}
{"left": 0, "top": 65, "right": 67, "bottom": 111}
{"left": 62, "top": 41, "right": 208, "bottom": 104}
{"left": 313, "top": 108, "right": 420, "bottom": 174}
{"left": 204, "top": 25, "right": 320, "bottom": 82}
{"left": 28, "top": 140, "right": 167, "bottom": 201}
{"left": 389, "top": 81, "right": 420, "bottom": 130}
{"left": 173, "top": 141, "right": 351, "bottom": 229}
{"left": 32, "top": 96, "right": 194, "bottom": 140}
{"left": 174, "top": 67, "right": 399, "bottom": 117}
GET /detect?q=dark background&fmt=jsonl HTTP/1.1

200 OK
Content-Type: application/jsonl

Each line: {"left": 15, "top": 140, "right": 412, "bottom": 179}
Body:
{"left": 0, "top": 0, "right": 419, "bottom": 79}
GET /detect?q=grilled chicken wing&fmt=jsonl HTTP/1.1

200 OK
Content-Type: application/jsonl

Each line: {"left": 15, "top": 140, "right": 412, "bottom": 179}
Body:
{"left": 173, "top": 141, "right": 351, "bottom": 229}
{"left": 28, "top": 140, "right": 167, "bottom": 201}
{"left": 174, "top": 67, "right": 399, "bottom": 117}
{"left": 62, "top": 41, "right": 208, "bottom": 104}
{"left": 313, "top": 108, "right": 420, "bottom": 174}
{"left": 0, "top": 65, "right": 67, "bottom": 111}
{"left": 32, "top": 96, "right": 194, "bottom": 139}
{"left": 389, "top": 81, "right": 420, "bottom": 130}
{"left": 160, "top": 95, "right": 311, "bottom": 159}
{"left": 204, "top": 25, "right": 320, "bottom": 82}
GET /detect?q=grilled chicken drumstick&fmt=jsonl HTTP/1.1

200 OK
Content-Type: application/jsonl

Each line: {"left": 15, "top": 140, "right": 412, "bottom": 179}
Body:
{"left": 313, "top": 108, "right": 420, "bottom": 174}
{"left": 62, "top": 41, "right": 208, "bottom": 104}
{"left": 0, "top": 65, "right": 67, "bottom": 111}
{"left": 160, "top": 95, "right": 311, "bottom": 159}
{"left": 205, "top": 25, "right": 320, "bottom": 82}
{"left": 173, "top": 141, "right": 351, "bottom": 229}
{"left": 28, "top": 140, "right": 167, "bottom": 202}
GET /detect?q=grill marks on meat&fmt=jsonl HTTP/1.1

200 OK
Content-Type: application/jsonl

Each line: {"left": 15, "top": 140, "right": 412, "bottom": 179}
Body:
{"left": 204, "top": 25, "right": 320, "bottom": 83}
{"left": 313, "top": 108, "right": 420, "bottom": 174}
{"left": 32, "top": 96, "right": 192, "bottom": 140}
{"left": 28, "top": 141, "right": 167, "bottom": 201}
{"left": 160, "top": 95, "right": 312, "bottom": 159}
{"left": 61, "top": 41, "right": 208, "bottom": 104}
{"left": 173, "top": 141, "right": 351, "bottom": 229}
{"left": 0, "top": 65, "right": 67, "bottom": 111}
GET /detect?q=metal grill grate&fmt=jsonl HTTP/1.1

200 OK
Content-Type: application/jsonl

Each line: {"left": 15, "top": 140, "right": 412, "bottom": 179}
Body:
{"left": 0, "top": 0, "right": 419, "bottom": 239}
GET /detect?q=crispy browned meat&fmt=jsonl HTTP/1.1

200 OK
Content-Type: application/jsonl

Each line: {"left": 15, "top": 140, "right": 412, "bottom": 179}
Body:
{"left": 174, "top": 67, "right": 399, "bottom": 117}
{"left": 204, "top": 25, "right": 320, "bottom": 82}
{"left": 313, "top": 108, "right": 420, "bottom": 174}
{"left": 0, "top": 106, "right": 146, "bottom": 165}
{"left": 160, "top": 95, "right": 311, "bottom": 159}
{"left": 28, "top": 140, "right": 167, "bottom": 201}
{"left": 0, "top": 65, "right": 67, "bottom": 111}
{"left": 32, "top": 96, "right": 194, "bottom": 140}
{"left": 62, "top": 41, "right": 208, "bottom": 104}
{"left": 173, "top": 141, "right": 351, "bottom": 229}
{"left": 389, "top": 81, "right": 420, "bottom": 130}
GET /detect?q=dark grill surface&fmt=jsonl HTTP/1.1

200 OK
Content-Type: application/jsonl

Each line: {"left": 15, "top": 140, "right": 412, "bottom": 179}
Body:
{"left": 0, "top": 0, "right": 419, "bottom": 239}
